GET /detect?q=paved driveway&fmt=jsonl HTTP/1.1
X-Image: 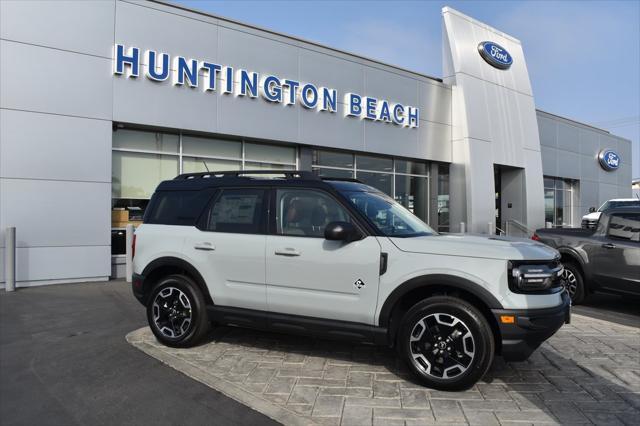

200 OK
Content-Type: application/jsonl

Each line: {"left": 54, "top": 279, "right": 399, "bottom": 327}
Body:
{"left": 129, "top": 314, "right": 640, "bottom": 425}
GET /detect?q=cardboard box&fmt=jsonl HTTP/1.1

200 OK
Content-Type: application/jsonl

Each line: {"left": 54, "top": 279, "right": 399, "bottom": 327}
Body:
{"left": 112, "top": 209, "right": 129, "bottom": 223}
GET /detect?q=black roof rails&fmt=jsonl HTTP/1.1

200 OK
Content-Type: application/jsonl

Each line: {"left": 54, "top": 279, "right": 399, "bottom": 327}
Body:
{"left": 174, "top": 170, "right": 318, "bottom": 180}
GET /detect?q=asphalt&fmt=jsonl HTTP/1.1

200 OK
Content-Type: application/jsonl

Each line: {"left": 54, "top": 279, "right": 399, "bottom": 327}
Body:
{"left": 0, "top": 280, "right": 278, "bottom": 426}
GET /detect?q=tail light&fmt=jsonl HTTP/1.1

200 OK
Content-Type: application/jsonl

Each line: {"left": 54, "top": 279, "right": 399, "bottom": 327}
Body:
{"left": 531, "top": 233, "right": 541, "bottom": 241}
{"left": 132, "top": 233, "right": 137, "bottom": 260}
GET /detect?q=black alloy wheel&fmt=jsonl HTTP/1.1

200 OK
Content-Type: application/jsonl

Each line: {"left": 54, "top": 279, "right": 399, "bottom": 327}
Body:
{"left": 398, "top": 296, "right": 494, "bottom": 391}
{"left": 147, "top": 274, "right": 209, "bottom": 347}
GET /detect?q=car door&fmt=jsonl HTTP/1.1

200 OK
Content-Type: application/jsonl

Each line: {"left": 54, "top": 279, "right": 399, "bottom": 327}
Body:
{"left": 182, "top": 188, "right": 268, "bottom": 311}
{"left": 592, "top": 212, "right": 640, "bottom": 295}
{"left": 265, "top": 188, "right": 381, "bottom": 325}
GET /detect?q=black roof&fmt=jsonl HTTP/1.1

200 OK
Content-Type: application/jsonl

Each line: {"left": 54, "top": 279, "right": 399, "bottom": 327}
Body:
{"left": 154, "top": 170, "right": 377, "bottom": 193}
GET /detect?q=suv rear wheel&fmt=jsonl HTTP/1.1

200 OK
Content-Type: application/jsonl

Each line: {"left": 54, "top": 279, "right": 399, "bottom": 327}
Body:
{"left": 147, "top": 274, "right": 209, "bottom": 347}
{"left": 397, "top": 296, "right": 494, "bottom": 391}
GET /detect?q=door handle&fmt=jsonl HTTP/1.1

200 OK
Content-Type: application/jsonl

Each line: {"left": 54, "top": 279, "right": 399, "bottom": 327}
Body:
{"left": 194, "top": 242, "right": 215, "bottom": 251}
{"left": 602, "top": 243, "right": 616, "bottom": 249}
{"left": 274, "top": 248, "right": 301, "bottom": 257}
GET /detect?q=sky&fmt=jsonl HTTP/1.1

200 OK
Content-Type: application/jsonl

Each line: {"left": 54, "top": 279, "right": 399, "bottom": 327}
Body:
{"left": 176, "top": 0, "right": 640, "bottom": 180}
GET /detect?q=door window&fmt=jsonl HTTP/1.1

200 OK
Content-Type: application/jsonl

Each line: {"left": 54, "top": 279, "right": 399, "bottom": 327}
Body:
{"left": 607, "top": 214, "right": 640, "bottom": 242}
{"left": 205, "top": 189, "right": 266, "bottom": 234}
{"left": 276, "top": 189, "right": 351, "bottom": 237}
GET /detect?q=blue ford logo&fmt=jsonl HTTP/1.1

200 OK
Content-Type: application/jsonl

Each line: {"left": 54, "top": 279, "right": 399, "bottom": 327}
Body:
{"left": 478, "top": 41, "right": 513, "bottom": 70}
{"left": 598, "top": 149, "right": 621, "bottom": 171}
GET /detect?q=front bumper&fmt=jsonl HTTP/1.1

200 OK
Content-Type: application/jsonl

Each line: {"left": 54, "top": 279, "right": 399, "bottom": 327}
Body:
{"left": 492, "top": 291, "right": 571, "bottom": 361}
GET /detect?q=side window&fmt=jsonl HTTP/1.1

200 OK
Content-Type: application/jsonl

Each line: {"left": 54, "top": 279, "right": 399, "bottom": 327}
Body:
{"left": 146, "top": 189, "right": 213, "bottom": 225}
{"left": 607, "top": 214, "right": 640, "bottom": 242}
{"left": 205, "top": 189, "right": 265, "bottom": 234}
{"left": 276, "top": 189, "right": 351, "bottom": 237}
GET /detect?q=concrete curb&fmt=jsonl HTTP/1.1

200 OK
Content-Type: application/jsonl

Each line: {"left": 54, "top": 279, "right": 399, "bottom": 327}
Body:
{"left": 126, "top": 328, "right": 318, "bottom": 426}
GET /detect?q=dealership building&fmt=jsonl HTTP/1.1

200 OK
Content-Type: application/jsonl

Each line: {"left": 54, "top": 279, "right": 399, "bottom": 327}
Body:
{"left": 0, "top": 0, "right": 633, "bottom": 286}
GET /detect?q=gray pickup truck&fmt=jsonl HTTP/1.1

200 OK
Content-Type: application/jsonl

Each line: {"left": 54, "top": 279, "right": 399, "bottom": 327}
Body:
{"left": 533, "top": 207, "right": 640, "bottom": 304}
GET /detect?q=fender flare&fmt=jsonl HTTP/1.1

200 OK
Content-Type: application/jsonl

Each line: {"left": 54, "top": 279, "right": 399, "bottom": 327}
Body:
{"left": 141, "top": 256, "right": 212, "bottom": 303}
{"left": 378, "top": 274, "right": 504, "bottom": 327}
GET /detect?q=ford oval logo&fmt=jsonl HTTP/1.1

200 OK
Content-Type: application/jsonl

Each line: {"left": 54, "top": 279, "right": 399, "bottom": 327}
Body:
{"left": 478, "top": 41, "right": 513, "bottom": 70}
{"left": 598, "top": 149, "right": 621, "bottom": 171}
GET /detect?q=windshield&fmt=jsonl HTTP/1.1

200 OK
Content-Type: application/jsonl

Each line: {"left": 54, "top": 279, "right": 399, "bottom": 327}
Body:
{"left": 599, "top": 200, "right": 639, "bottom": 211}
{"left": 343, "top": 191, "right": 437, "bottom": 237}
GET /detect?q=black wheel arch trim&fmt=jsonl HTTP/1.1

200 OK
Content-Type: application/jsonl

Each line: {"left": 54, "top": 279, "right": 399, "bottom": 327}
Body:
{"left": 378, "top": 274, "right": 504, "bottom": 327}
{"left": 140, "top": 257, "right": 212, "bottom": 305}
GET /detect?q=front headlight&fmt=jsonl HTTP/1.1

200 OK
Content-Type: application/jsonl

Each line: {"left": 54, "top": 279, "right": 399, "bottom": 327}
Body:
{"left": 507, "top": 259, "right": 564, "bottom": 294}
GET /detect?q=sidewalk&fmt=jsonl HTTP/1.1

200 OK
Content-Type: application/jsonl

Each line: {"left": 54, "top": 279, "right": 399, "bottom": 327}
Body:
{"left": 129, "top": 313, "right": 640, "bottom": 425}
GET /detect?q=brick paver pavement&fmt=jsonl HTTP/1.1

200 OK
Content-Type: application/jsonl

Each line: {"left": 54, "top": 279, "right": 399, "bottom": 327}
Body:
{"left": 127, "top": 314, "right": 640, "bottom": 425}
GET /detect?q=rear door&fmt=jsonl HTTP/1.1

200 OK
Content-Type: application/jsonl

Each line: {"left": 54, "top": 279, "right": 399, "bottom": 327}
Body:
{"left": 265, "top": 188, "right": 381, "bottom": 324}
{"left": 183, "top": 188, "right": 268, "bottom": 311}
{"left": 592, "top": 212, "right": 640, "bottom": 295}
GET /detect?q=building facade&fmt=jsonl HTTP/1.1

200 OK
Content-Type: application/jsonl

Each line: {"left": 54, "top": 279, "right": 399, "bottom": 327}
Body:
{"left": 0, "top": 0, "right": 632, "bottom": 286}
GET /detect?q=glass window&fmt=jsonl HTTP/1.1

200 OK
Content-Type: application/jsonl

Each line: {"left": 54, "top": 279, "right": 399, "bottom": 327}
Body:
{"left": 312, "top": 150, "right": 354, "bottom": 169}
{"left": 437, "top": 164, "right": 449, "bottom": 232}
{"left": 607, "top": 214, "right": 640, "bottom": 242}
{"left": 312, "top": 168, "right": 354, "bottom": 179}
{"left": 112, "top": 151, "right": 178, "bottom": 199}
{"left": 205, "top": 189, "right": 265, "bottom": 234}
{"left": 244, "top": 162, "right": 295, "bottom": 171}
{"left": 544, "top": 189, "right": 555, "bottom": 225}
{"left": 276, "top": 189, "right": 351, "bottom": 238}
{"left": 356, "top": 154, "right": 393, "bottom": 172}
{"left": 357, "top": 171, "right": 392, "bottom": 195}
{"left": 146, "top": 190, "right": 214, "bottom": 226}
{"left": 395, "top": 175, "right": 428, "bottom": 220}
{"left": 245, "top": 142, "right": 296, "bottom": 164}
{"left": 344, "top": 191, "right": 436, "bottom": 238}
{"left": 182, "top": 157, "right": 241, "bottom": 173}
{"left": 113, "top": 129, "right": 179, "bottom": 153}
{"left": 396, "top": 160, "right": 427, "bottom": 176}
{"left": 182, "top": 136, "right": 242, "bottom": 159}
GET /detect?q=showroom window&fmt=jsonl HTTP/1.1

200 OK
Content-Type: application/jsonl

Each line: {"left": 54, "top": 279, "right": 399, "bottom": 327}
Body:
{"left": 544, "top": 176, "right": 576, "bottom": 227}
{"left": 311, "top": 149, "right": 430, "bottom": 223}
{"left": 111, "top": 128, "right": 297, "bottom": 254}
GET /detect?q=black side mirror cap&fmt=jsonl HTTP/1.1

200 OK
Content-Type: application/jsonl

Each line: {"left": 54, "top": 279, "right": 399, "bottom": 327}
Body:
{"left": 324, "top": 221, "right": 362, "bottom": 242}
{"left": 588, "top": 207, "right": 596, "bottom": 213}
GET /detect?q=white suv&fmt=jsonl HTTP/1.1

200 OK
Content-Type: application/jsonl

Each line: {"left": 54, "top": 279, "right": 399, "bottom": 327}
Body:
{"left": 132, "top": 170, "right": 570, "bottom": 390}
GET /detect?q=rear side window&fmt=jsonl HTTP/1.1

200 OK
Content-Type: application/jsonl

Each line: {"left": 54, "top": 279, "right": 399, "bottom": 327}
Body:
{"left": 146, "top": 190, "right": 213, "bottom": 225}
{"left": 607, "top": 213, "right": 640, "bottom": 242}
{"left": 204, "top": 189, "right": 266, "bottom": 234}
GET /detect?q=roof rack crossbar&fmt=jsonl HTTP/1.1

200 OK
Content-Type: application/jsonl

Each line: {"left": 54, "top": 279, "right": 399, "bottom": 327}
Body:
{"left": 174, "top": 170, "right": 318, "bottom": 180}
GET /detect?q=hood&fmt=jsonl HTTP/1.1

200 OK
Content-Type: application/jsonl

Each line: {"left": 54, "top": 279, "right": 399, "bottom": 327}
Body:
{"left": 582, "top": 211, "right": 602, "bottom": 220}
{"left": 389, "top": 234, "right": 558, "bottom": 261}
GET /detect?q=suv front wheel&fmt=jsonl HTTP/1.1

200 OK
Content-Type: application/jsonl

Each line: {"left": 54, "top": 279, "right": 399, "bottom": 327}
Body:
{"left": 147, "top": 274, "right": 210, "bottom": 348}
{"left": 397, "top": 296, "right": 494, "bottom": 391}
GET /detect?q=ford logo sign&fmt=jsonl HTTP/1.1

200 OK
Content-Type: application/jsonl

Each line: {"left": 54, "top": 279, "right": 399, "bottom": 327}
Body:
{"left": 478, "top": 41, "right": 513, "bottom": 70}
{"left": 598, "top": 149, "right": 621, "bottom": 171}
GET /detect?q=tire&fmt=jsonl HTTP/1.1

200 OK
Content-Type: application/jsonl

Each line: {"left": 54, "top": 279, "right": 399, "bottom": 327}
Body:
{"left": 146, "top": 274, "right": 210, "bottom": 348}
{"left": 397, "top": 296, "right": 494, "bottom": 391}
{"left": 561, "top": 262, "right": 585, "bottom": 304}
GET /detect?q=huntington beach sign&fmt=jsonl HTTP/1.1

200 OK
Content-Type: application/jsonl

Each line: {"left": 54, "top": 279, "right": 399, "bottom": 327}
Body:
{"left": 113, "top": 45, "right": 420, "bottom": 129}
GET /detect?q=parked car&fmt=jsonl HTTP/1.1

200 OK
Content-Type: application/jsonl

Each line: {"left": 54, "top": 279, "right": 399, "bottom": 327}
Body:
{"left": 534, "top": 206, "right": 640, "bottom": 304}
{"left": 581, "top": 198, "right": 639, "bottom": 229}
{"left": 132, "top": 170, "right": 569, "bottom": 390}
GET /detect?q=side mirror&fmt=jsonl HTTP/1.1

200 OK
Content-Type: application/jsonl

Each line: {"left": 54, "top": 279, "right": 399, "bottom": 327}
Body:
{"left": 324, "top": 221, "right": 361, "bottom": 242}
{"left": 588, "top": 207, "right": 596, "bottom": 213}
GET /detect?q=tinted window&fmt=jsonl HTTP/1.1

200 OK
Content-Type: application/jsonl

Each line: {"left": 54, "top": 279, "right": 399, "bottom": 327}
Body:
{"left": 276, "top": 189, "right": 351, "bottom": 237}
{"left": 146, "top": 190, "right": 213, "bottom": 225}
{"left": 205, "top": 189, "right": 265, "bottom": 234}
{"left": 607, "top": 214, "right": 640, "bottom": 242}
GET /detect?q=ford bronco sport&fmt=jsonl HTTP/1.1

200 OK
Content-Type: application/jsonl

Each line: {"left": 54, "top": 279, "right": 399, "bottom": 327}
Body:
{"left": 132, "top": 170, "right": 570, "bottom": 390}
